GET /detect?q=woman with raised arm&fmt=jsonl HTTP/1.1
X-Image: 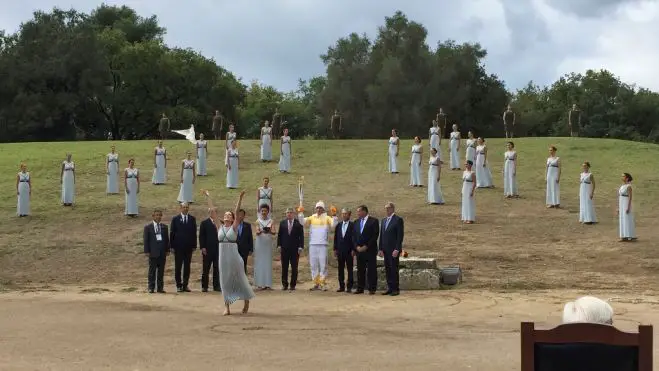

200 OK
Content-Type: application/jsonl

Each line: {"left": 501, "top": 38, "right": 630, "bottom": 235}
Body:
{"left": 16, "top": 163, "right": 31, "bottom": 217}
{"left": 410, "top": 136, "right": 423, "bottom": 186}
{"left": 60, "top": 153, "right": 76, "bottom": 206}
{"left": 579, "top": 162, "right": 596, "bottom": 224}
{"left": 203, "top": 189, "right": 255, "bottom": 315}
{"left": 196, "top": 133, "right": 208, "bottom": 176}
{"left": 388, "top": 129, "right": 400, "bottom": 174}
{"left": 124, "top": 158, "right": 140, "bottom": 217}
{"left": 546, "top": 146, "right": 561, "bottom": 208}
{"left": 279, "top": 127, "right": 292, "bottom": 173}
{"left": 152, "top": 140, "right": 167, "bottom": 185}
{"left": 177, "top": 151, "right": 196, "bottom": 204}
{"left": 260, "top": 121, "right": 272, "bottom": 162}
{"left": 106, "top": 145, "right": 119, "bottom": 194}
{"left": 618, "top": 173, "right": 636, "bottom": 242}
{"left": 226, "top": 140, "right": 240, "bottom": 189}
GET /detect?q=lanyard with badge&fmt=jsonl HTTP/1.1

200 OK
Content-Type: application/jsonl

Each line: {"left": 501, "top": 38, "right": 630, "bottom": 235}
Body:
{"left": 155, "top": 224, "right": 163, "bottom": 241}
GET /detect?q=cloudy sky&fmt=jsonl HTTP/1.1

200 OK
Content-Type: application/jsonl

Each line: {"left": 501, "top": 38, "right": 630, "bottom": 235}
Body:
{"left": 2, "top": 0, "right": 658, "bottom": 92}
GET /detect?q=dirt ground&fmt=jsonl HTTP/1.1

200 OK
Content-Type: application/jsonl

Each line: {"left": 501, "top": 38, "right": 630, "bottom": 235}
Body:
{"left": 1, "top": 287, "right": 658, "bottom": 371}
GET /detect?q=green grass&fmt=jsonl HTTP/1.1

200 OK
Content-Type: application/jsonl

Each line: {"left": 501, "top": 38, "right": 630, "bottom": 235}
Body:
{"left": 1, "top": 137, "right": 658, "bottom": 292}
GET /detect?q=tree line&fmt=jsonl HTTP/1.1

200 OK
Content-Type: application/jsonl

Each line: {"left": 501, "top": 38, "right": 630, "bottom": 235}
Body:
{"left": 1, "top": 7, "right": 658, "bottom": 143}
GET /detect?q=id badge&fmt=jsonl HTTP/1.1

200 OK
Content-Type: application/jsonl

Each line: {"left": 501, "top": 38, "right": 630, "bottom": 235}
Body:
{"left": 155, "top": 234, "right": 162, "bottom": 241}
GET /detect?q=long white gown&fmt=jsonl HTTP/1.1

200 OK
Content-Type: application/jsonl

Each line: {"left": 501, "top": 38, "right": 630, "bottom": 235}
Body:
{"left": 152, "top": 147, "right": 166, "bottom": 184}
{"left": 449, "top": 132, "right": 461, "bottom": 169}
{"left": 17, "top": 171, "right": 30, "bottom": 216}
{"left": 253, "top": 218, "right": 274, "bottom": 288}
{"left": 260, "top": 127, "right": 272, "bottom": 161}
{"left": 465, "top": 139, "right": 476, "bottom": 164}
{"left": 388, "top": 137, "right": 399, "bottom": 173}
{"left": 106, "top": 153, "right": 119, "bottom": 193}
{"left": 258, "top": 187, "right": 272, "bottom": 215}
{"left": 429, "top": 127, "right": 441, "bottom": 156}
{"left": 546, "top": 157, "right": 560, "bottom": 206}
{"left": 196, "top": 140, "right": 207, "bottom": 176}
{"left": 618, "top": 184, "right": 635, "bottom": 239}
{"left": 410, "top": 144, "right": 423, "bottom": 186}
{"left": 177, "top": 159, "right": 195, "bottom": 203}
{"left": 503, "top": 150, "right": 517, "bottom": 196}
{"left": 279, "top": 136, "right": 291, "bottom": 172}
{"left": 475, "top": 145, "right": 493, "bottom": 188}
{"left": 225, "top": 132, "right": 237, "bottom": 163}
{"left": 217, "top": 225, "right": 255, "bottom": 305}
{"left": 61, "top": 161, "right": 75, "bottom": 204}
{"left": 579, "top": 172, "right": 596, "bottom": 223}
{"left": 124, "top": 168, "right": 139, "bottom": 215}
{"left": 226, "top": 148, "right": 239, "bottom": 188}
{"left": 427, "top": 155, "right": 444, "bottom": 204}
{"left": 461, "top": 170, "right": 476, "bottom": 221}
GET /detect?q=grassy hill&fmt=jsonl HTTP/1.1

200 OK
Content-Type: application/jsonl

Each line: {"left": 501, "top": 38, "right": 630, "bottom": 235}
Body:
{"left": 1, "top": 137, "right": 658, "bottom": 292}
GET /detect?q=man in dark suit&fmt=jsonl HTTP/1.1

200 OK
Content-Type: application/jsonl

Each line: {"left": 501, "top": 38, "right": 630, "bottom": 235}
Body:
{"left": 378, "top": 202, "right": 404, "bottom": 296}
{"left": 333, "top": 208, "right": 356, "bottom": 293}
{"left": 143, "top": 208, "right": 169, "bottom": 293}
{"left": 353, "top": 205, "right": 379, "bottom": 294}
{"left": 235, "top": 209, "right": 253, "bottom": 273}
{"left": 277, "top": 207, "right": 304, "bottom": 291}
{"left": 170, "top": 202, "right": 197, "bottom": 292}
{"left": 199, "top": 207, "right": 220, "bottom": 292}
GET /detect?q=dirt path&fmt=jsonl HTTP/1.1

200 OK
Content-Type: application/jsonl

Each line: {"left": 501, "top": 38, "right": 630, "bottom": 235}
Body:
{"left": 1, "top": 287, "right": 658, "bottom": 371}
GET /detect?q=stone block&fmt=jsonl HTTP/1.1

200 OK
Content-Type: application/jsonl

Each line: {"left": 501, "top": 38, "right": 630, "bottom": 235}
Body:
{"left": 350, "top": 267, "right": 442, "bottom": 290}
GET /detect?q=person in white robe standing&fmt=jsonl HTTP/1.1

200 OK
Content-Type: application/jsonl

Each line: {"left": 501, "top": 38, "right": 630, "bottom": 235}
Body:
{"left": 503, "top": 141, "right": 518, "bottom": 198}
{"left": 152, "top": 141, "right": 167, "bottom": 185}
{"left": 427, "top": 148, "right": 444, "bottom": 205}
{"left": 226, "top": 140, "right": 240, "bottom": 189}
{"left": 260, "top": 121, "right": 272, "bottom": 162}
{"left": 177, "top": 151, "right": 196, "bottom": 204}
{"left": 196, "top": 133, "right": 208, "bottom": 176}
{"left": 409, "top": 136, "right": 423, "bottom": 186}
{"left": 449, "top": 124, "right": 461, "bottom": 170}
{"left": 388, "top": 129, "right": 400, "bottom": 174}
{"left": 475, "top": 138, "right": 494, "bottom": 188}
{"left": 618, "top": 173, "right": 636, "bottom": 242}
{"left": 106, "top": 145, "right": 119, "bottom": 194}
{"left": 16, "top": 163, "right": 31, "bottom": 217}
{"left": 546, "top": 146, "right": 561, "bottom": 208}
{"left": 279, "top": 127, "right": 292, "bottom": 173}
{"left": 253, "top": 204, "right": 275, "bottom": 289}
{"left": 60, "top": 153, "right": 75, "bottom": 206}
{"left": 579, "top": 161, "right": 596, "bottom": 224}
{"left": 124, "top": 159, "right": 140, "bottom": 217}
{"left": 461, "top": 160, "right": 476, "bottom": 224}
{"left": 465, "top": 131, "right": 476, "bottom": 164}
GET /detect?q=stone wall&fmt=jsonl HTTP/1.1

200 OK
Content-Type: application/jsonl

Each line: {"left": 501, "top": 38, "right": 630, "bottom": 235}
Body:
{"left": 347, "top": 257, "right": 443, "bottom": 290}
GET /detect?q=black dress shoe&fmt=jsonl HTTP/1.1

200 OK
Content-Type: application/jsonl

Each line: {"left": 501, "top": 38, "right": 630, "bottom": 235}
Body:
{"left": 289, "top": 287, "right": 296, "bottom": 291}
{"left": 336, "top": 288, "right": 345, "bottom": 293}
{"left": 381, "top": 291, "right": 392, "bottom": 295}
{"left": 368, "top": 291, "right": 376, "bottom": 295}
{"left": 282, "top": 286, "right": 288, "bottom": 291}
{"left": 213, "top": 287, "right": 222, "bottom": 292}
{"left": 176, "top": 287, "right": 183, "bottom": 293}
{"left": 183, "top": 287, "right": 191, "bottom": 292}
{"left": 354, "top": 290, "right": 364, "bottom": 294}
{"left": 390, "top": 291, "right": 400, "bottom": 296}
{"left": 148, "top": 289, "right": 155, "bottom": 294}
{"left": 201, "top": 288, "right": 208, "bottom": 292}
{"left": 345, "top": 288, "right": 352, "bottom": 293}
{"left": 157, "top": 290, "right": 166, "bottom": 294}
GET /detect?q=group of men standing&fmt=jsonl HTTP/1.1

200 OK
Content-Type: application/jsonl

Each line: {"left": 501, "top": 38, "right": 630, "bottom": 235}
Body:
{"left": 142, "top": 200, "right": 405, "bottom": 296}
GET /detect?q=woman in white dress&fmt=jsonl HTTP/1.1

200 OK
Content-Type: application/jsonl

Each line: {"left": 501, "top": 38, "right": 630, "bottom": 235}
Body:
{"left": 256, "top": 176, "right": 273, "bottom": 216}
{"left": 177, "top": 151, "right": 196, "bottom": 204}
{"left": 279, "top": 127, "right": 292, "bottom": 173}
{"left": 203, "top": 189, "right": 254, "bottom": 315}
{"left": 60, "top": 153, "right": 75, "bottom": 206}
{"left": 579, "top": 162, "right": 596, "bottom": 224}
{"left": 388, "top": 129, "right": 400, "bottom": 174}
{"left": 254, "top": 204, "right": 275, "bottom": 290}
{"left": 449, "top": 124, "right": 461, "bottom": 170}
{"left": 465, "top": 131, "right": 476, "bottom": 165}
{"left": 260, "top": 121, "right": 272, "bottom": 162}
{"left": 427, "top": 148, "right": 444, "bottom": 205}
{"left": 226, "top": 140, "right": 240, "bottom": 189}
{"left": 461, "top": 160, "right": 476, "bottom": 224}
{"left": 410, "top": 136, "right": 423, "bottom": 187}
{"left": 196, "top": 133, "right": 208, "bottom": 176}
{"left": 546, "top": 146, "right": 561, "bottom": 208}
{"left": 152, "top": 141, "right": 167, "bottom": 185}
{"left": 124, "top": 159, "right": 140, "bottom": 217}
{"left": 618, "top": 173, "right": 636, "bottom": 242}
{"left": 106, "top": 145, "right": 119, "bottom": 194}
{"left": 475, "top": 138, "right": 494, "bottom": 188}
{"left": 503, "top": 141, "right": 518, "bottom": 198}
{"left": 225, "top": 124, "right": 237, "bottom": 165}
{"left": 16, "top": 163, "right": 31, "bottom": 217}
{"left": 429, "top": 121, "right": 441, "bottom": 159}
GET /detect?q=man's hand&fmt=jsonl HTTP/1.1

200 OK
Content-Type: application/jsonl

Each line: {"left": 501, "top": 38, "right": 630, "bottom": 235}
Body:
{"left": 378, "top": 250, "right": 384, "bottom": 257}
{"left": 392, "top": 250, "right": 399, "bottom": 258}
{"left": 201, "top": 248, "right": 207, "bottom": 256}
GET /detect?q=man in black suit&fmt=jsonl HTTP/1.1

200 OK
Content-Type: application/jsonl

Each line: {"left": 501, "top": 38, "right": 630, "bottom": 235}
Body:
{"left": 379, "top": 202, "right": 404, "bottom": 296}
{"left": 333, "top": 208, "right": 356, "bottom": 293}
{"left": 170, "top": 202, "right": 197, "bottom": 292}
{"left": 353, "top": 205, "right": 379, "bottom": 294}
{"left": 143, "top": 208, "right": 169, "bottom": 293}
{"left": 199, "top": 207, "right": 220, "bottom": 292}
{"left": 277, "top": 207, "right": 304, "bottom": 291}
{"left": 235, "top": 209, "right": 253, "bottom": 273}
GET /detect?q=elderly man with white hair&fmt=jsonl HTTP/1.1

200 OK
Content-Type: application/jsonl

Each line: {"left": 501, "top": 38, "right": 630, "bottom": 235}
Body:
{"left": 562, "top": 296, "right": 614, "bottom": 325}
{"left": 298, "top": 200, "right": 338, "bottom": 291}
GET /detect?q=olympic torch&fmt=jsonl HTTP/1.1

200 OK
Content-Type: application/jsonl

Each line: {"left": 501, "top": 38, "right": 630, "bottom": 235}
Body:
{"left": 297, "top": 176, "right": 304, "bottom": 213}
